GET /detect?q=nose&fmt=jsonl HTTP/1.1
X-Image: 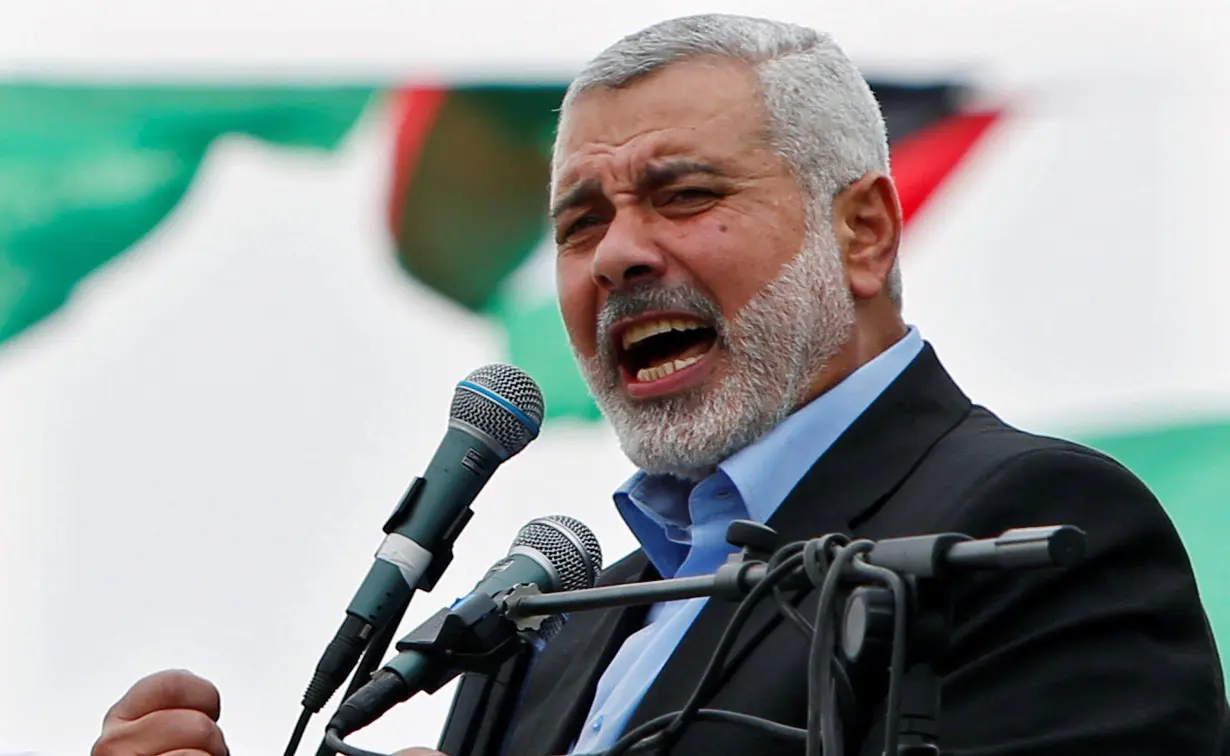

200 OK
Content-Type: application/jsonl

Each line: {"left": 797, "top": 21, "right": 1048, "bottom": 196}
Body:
{"left": 590, "top": 213, "right": 667, "bottom": 291}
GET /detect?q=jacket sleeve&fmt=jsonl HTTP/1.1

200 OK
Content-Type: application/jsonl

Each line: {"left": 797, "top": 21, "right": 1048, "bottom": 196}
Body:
{"left": 933, "top": 446, "right": 1227, "bottom": 755}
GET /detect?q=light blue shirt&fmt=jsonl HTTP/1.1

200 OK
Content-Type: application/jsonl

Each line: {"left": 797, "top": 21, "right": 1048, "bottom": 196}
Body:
{"left": 569, "top": 326, "right": 924, "bottom": 754}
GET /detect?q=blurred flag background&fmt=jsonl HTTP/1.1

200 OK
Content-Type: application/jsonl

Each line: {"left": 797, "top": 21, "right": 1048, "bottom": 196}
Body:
{"left": 0, "top": 2, "right": 1226, "bottom": 754}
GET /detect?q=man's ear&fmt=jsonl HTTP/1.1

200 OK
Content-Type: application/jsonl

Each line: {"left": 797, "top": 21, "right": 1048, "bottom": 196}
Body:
{"left": 832, "top": 172, "right": 902, "bottom": 301}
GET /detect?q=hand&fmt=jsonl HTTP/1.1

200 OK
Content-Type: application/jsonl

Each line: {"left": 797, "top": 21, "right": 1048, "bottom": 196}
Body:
{"left": 92, "top": 669, "right": 228, "bottom": 756}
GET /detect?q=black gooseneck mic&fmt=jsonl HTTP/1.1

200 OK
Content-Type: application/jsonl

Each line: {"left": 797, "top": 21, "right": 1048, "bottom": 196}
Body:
{"left": 327, "top": 514, "right": 604, "bottom": 740}
{"left": 285, "top": 364, "right": 545, "bottom": 756}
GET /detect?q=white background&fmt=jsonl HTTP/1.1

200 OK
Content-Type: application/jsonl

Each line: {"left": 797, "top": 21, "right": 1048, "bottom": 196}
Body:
{"left": 0, "top": 2, "right": 1227, "bottom": 754}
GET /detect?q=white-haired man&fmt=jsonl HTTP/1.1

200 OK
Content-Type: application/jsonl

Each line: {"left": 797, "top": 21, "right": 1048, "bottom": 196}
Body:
{"left": 94, "top": 14, "right": 1227, "bottom": 756}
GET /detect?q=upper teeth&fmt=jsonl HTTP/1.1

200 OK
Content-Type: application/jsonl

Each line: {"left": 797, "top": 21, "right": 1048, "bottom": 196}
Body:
{"left": 621, "top": 318, "right": 706, "bottom": 350}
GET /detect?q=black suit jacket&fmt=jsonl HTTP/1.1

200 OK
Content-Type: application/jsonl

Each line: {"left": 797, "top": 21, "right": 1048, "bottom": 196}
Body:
{"left": 502, "top": 344, "right": 1229, "bottom": 755}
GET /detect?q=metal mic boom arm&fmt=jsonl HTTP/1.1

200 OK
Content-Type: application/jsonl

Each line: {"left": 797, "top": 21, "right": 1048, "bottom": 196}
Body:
{"left": 501, "top": 524, "right": 1086, "bottom": 622}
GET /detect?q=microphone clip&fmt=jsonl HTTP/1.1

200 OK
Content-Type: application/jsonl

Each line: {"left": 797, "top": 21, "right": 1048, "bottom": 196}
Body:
{"left": 724, "top": 519, "right": 781, "bottom": 562}
{"left": 380, "top": 477, "right": 476, "bottom": 594}
{"left": 393, "top": 590, "right": 530, "bottom": 694}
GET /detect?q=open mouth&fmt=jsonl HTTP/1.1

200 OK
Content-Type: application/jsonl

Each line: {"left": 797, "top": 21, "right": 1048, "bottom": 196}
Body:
{"left": 616, "top": 315, "right": 719, "bottom": 384}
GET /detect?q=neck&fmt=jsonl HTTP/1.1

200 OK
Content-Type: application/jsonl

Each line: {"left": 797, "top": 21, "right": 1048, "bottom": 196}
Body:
{"left": 801, "top": 307, "right": 907, "bottom": 408}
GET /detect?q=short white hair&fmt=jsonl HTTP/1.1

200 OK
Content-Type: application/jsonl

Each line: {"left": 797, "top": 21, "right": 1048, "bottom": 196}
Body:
{"left": 554, "top": 13, "right": 903, "bottom": 309}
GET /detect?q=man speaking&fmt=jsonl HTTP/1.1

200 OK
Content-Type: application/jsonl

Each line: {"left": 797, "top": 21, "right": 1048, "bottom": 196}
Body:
{"left": 92, "top": 13, "right": 1228, "bottom": 756}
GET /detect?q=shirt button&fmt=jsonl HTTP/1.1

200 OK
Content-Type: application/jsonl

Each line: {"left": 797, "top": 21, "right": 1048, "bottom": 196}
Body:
{"left": 591, "top": 715, "right": 604, "bottom": 732}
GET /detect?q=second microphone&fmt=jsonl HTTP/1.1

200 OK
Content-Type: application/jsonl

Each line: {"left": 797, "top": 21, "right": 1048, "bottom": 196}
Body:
{"left": 327, "top": 514, "right": 604, "bottom": 738}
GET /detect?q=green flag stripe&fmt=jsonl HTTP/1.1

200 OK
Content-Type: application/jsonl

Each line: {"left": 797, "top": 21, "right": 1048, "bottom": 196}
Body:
{"left": 1084, "top": 420, "right": 1230, "bottom": 675}
{"left": 0, "top": 84, "right": 374, "bottom": 343}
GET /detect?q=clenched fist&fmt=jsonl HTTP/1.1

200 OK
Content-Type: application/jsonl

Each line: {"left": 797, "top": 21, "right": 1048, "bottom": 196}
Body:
{"left": 92, "top": 669, "right": 228, "bottom": 756}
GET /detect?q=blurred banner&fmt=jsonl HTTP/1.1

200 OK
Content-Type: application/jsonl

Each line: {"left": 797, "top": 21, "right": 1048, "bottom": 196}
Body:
{"left": 0, "top": 85, "right": 374, "bottom": 343}
{"left": 0, "top": 78, "right": 1225, "bottom": 670}
{"left": 0, "top": 81, "right": 999, "bottom": 418}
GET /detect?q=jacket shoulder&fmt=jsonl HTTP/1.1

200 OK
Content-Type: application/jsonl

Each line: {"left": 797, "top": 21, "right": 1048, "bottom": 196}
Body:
{"left": 935, "top": 404, "right": 1127, "bottom": 473}
{"left": 875, "top": 405, "right": 1162, "bottom": 535}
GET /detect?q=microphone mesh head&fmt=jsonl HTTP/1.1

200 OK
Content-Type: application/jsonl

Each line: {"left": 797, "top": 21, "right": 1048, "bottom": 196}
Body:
{"left": 450, "top": 364, "right": 545, "bottom": 457}
{"left": 513, "top": 515, "right": 603, "bottom": 592}
{"left": 542, "top": 514, "right": 603, "bottom": 577}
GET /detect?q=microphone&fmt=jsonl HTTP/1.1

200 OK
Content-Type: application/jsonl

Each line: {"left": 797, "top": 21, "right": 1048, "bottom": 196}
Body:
{"left": 327, "top": 514, "right": 603, "bottom": 738}
{"left": 300, "top": 364, "right": 546, "bottom": 715}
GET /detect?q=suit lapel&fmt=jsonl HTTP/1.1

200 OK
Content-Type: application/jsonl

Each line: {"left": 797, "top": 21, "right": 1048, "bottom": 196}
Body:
{"left": 503, "top": 551, "right": 654, "bottom": 756}
{"left": 768, "top": 343, "right": 972, "bottom": 538}
{"left": 624, "top": 343, "right": 972, "bottom": 735}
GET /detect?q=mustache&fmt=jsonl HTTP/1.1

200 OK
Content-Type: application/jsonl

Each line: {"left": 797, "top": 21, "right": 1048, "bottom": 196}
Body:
{"left": 595, "top": 283, "right": 727, "bottom": 360}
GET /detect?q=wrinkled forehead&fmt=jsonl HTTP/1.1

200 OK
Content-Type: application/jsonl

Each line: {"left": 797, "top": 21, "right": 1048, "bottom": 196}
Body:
{"left": 551, "top": 58, "right": 771, "bottom": 196}
{"left": 552, "top": 129, "right": 736, "bottom": 198}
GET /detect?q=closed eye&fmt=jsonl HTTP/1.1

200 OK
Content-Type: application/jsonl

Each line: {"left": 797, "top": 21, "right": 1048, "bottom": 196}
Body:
{"left": 558, "top": 214, "right": 602, "bottom": 242}
{"left": 655, "top": 187, "right": 723, "bottom": 217}
{"left": 665, "top": 188, "right": 720, "bottom": 203}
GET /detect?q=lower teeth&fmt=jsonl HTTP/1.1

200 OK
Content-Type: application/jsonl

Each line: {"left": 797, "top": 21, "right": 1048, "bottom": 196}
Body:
{"left": 636, "top": 355, "right": 703, "bottom": 382}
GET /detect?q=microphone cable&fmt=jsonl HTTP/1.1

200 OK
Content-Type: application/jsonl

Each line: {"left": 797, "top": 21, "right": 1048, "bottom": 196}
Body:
{"left": 320, "top": 536, "right": 917, "bottom": 756}
{"left": 324, "top": 729, "right": 388, "bottom": 756}
{"left": 284, "top": 593, "right": 411, "bottom": 756}
{"left": 769, "top": 541, "right": 814, "bottom": 637}
{"left": 847, "top": 560, "right": 908, "bottom": 756}
{"left": 806, "top": 539, "right": 868, "bottom": 756}
{"left": 597, "top": 536, "right": 912, "bottom": 756}
{"left": 772, "top": 539, "right": 856, "bottom": 717}
{"left": 285, "top": 708, "right": 314, "bottom": 756}
{"left": 589, "top": 709, "right": 807, "bottom": 755}
{"left": 804, "top": 538, "right": 908, "bottom": 756}
{"left": 597, "top": 549, "right": 810, "bottom": 756}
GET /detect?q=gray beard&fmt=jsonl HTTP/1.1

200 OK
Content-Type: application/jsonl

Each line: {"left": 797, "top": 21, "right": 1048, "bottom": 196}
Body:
{"left": 575, "top": 222, "right": 856, "bottom": 481}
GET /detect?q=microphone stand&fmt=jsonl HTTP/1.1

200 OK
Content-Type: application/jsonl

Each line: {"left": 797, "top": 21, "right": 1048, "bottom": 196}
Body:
{"left": 435, "top": 646, "right": 534, "bottom": 756}
{"left": 501, "top": 525, "right": 1083, "bottom": 621}
{"left": 334, "top": 524, "right": 1084, "bottom": 756}
{"left": 501, "top": 524, "right": 1085, "bottom": 756}
{"left": 837, "top": 525, "right": 1087, "bottom": 754}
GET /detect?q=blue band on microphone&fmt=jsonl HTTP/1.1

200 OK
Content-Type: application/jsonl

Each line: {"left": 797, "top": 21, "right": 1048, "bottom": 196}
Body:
{"left": 456, "top": 380, "right": 541, "bottom": 437}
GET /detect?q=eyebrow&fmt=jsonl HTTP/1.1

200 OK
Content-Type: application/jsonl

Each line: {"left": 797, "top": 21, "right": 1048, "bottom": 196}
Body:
{"left": 549, "top": 159, "right": 729, "bottom": 220}
{"left": 640, "top": 159, "right": 728, "bottom": 191}
{"left": 550, "top": 178, "right": 603, "bottom": 221}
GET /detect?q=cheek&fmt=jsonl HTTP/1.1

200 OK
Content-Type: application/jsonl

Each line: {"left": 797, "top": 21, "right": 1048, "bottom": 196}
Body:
{"left": 725, "top": 214, "right": 806, "bottom": 308}
{"left": 671, "top": 220, "right": 780, "bottom": 316}
{"left": 556, "top": 258, "right": 599, "bottom": 356}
